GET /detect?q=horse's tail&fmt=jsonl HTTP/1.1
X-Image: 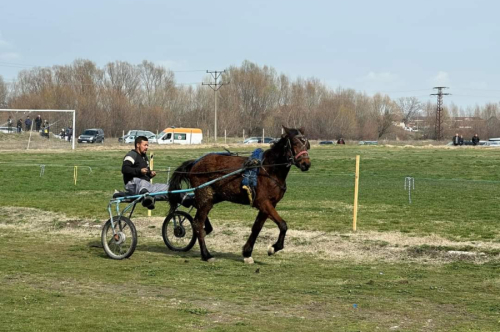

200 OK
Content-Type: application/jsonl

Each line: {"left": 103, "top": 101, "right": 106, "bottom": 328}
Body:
{"left": 168, "top": 159, "right": 195, "bottom": 213}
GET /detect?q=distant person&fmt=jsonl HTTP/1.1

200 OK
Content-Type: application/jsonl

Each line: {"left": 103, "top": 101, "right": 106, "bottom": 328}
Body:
{"left": 459, "top": 135, "right": 464, "bottom": 146}
{"left": 25, "top": 116, "right": 32, "bottom": 131}
{"left": 60, "top": 128, "right": 65, "bottom": 139}
{"left": 472, "top": 134, "right": 480, "bottom": 146}
{"left": 337, "top": 138, "right": 345, "bottom": 145}
{"left": 42, "top": 120, "right": 49, "bottom": 138}
{"left": 17, "top": 119, "right": 22, "bottom": 133}
{"left": 67, "top": 126, "right": 73, "bottom": 142}
{"left": 7, "top": 116, "right": 13, "bottom": 133}
{"left": 35, "top": 115, "right": 42, "bottom": 131}
{"left": 452, "top": 133, "right": 460, "bottom": 146}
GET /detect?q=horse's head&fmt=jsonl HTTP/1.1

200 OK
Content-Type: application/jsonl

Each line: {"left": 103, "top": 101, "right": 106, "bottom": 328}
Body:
{"left": 282, "top": 126, "right": 311, "bottom": 172}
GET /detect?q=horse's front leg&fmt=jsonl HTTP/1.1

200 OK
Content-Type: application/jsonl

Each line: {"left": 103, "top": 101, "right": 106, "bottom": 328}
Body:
{"left": 261, "top": 201, "right": 287, "bottom": 256}
{"left": 242, "top": 211, "right": 268, "bottom": 264}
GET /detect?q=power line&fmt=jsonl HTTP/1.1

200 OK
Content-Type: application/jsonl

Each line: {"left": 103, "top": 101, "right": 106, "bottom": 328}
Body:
{"left": 202, "top": 70, "right": 229, "bottom": 142}
{"left": 2, "top": 78, "right": 201, "bottom": 87}
{"left": 0, "top": 61, "right": 206, "bottom": 73}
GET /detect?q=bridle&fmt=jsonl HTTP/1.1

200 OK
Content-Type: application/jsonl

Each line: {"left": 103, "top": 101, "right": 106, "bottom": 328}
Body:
{"left": 285, "top": 134, "right": 310, "bottom": 167}
{"left": 258, "top": 132, "right": 310, "bottom": 192}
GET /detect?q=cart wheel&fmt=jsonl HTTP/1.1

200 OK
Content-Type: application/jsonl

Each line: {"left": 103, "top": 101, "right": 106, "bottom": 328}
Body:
{"left": 162, "top": 211, "right": 196, "bottom": 252}
{"left": 102, "top": 216, "right": 137, "bottom": 259}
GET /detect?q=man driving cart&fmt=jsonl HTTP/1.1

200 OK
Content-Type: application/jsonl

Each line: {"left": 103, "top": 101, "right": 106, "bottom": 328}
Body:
{"left": 122, "top": 136, "right": 167, "bottom": 209}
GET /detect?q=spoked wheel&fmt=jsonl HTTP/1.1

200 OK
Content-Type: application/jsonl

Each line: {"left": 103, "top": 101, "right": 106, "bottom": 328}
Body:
{"left": 102, "top": 216, "right": 137, "bottom": 259}
{"left": 162, "top": 211, "right": 196, "bottom": 252}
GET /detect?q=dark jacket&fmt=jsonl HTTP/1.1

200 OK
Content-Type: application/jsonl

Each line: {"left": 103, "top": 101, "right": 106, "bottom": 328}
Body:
{"left": 452, "top": 135, "right": 460, "bottom": 146}
{"left": 35, "top": 117, "right": 42, "bottom": 129}
{"left": 122, "top": 150, "right": 151, "bottom": 185}
{"left": 472, "top": 136, "right": 480, "bottom": 145}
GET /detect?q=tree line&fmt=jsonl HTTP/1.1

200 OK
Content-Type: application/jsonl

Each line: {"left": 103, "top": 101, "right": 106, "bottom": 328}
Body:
{"left": 1, "top": 59, "right": 499, "bottom": 140}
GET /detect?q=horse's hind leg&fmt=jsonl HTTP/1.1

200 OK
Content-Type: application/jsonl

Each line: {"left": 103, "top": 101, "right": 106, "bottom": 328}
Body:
{"left": 242, "top": 211, "right": 268, "bottom": 264}
{"left": 194, "top": 205, "right": 214, "bottom": 261}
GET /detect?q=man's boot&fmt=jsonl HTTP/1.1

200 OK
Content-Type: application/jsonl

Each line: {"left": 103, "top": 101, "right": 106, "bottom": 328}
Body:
{"left": 140, "top": 189, "right": 155, "bottom": 210}
{"left": 180, "top": 193, "right": 195, "bottom": 208}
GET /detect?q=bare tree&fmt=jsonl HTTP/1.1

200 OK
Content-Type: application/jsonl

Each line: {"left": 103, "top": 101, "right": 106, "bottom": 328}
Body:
{"left": 11, "top": 58, "right": 500, "bottom": 141}
{"left": 372, "top": 94, "right": 396, "bottom": 138}
{"left": 0, "top": 76, "right": 8, "bottom": 107}
{"left": 396, "top": 96, "right": 421, "bottom": 127}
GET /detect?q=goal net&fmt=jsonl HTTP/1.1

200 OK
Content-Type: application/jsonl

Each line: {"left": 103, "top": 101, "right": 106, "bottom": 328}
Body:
{"left": 0, "top": 109, "right": 76, "bottom": 150}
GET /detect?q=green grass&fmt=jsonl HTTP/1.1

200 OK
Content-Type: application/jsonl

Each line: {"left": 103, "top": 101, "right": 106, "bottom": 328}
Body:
{"left": 1, "top": 229, "right": 499, "bottom": 331}
{"left": 1, "top": 145, "right": 500, "bottom": 331}
{"left": 1, "top": 145, "right": 499, "bottom": 240}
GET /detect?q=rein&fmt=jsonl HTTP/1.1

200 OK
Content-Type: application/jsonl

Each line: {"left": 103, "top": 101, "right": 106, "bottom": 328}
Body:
{"left": 162, "top": 162, "right": 290, "bottom": 175}
{"left": 165, "top": 132, "right": 310, "bottom": 175}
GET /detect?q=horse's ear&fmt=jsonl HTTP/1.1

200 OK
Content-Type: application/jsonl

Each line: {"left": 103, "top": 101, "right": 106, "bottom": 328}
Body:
{"left": 282, "top": 126, "right": 291, "bottom": 136}
{"left": 299, "top": 127, "right": 305, "bottom": 135}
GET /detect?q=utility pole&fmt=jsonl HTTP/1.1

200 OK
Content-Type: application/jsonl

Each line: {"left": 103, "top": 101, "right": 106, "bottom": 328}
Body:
{"left": 431, "top": 87, "right": 450, "bottom": 140}
{"left": 203, "top": 70, "right": 229, "bottom": 142}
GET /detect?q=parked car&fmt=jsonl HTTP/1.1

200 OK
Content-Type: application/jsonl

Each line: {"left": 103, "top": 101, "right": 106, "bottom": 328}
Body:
{"left": 119, "top": 130, "right": 157, "bottom": 144}
{"left": 0, "top": 126, "right": 18, "bottom": 134}
{"left": 319, "top": 141, "right": 334, "bottom": 145}
{"left": 243, "top": 137, "right": 276, "bottom": 144}
{"left": 358, "top": 141, "right": 378, "bottom": 145}
{"left": 447, "top": 140, "right": 488, "bottom": 146}
{"left": 78, "top": 128, "right": 104, "bottom": 143}
{"left": 486, "top": 141, "right": 500, "bottom": 147}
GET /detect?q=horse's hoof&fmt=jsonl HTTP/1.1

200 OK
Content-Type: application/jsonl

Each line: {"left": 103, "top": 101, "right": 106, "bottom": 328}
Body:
{"left": 207, "top": 257, "right": 216, "bottom": 263}
{"left": 268, "top": 245, "right": 275, "bottom": 256}
{"left": 244, "top": 257, "right": 254, "bottom": 264}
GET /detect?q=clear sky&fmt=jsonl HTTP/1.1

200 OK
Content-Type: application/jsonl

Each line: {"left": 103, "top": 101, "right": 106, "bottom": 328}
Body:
{"left": 1, "top": 0, "right": 499, "bottom": 109}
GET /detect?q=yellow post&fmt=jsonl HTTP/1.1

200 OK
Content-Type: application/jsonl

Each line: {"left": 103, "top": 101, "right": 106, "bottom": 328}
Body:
{"left": 148, "top": 153, "right": 154, "bottom": 217}
{"left": 353, "top": 155, "right": 360, "bottom": 231}
{"left": 74, "top": 166, "right": 78, "bottom": 186}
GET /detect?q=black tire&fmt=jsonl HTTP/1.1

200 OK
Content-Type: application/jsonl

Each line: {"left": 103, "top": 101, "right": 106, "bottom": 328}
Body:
{"left": 162, "top": 211, "right": 196, "bottom": 252}
{"left": 102, "top": 216, "right": 137, "bottom": 259}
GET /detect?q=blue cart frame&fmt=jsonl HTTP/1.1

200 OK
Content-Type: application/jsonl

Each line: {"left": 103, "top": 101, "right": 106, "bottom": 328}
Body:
{"left": 102, "top": 168, "right": 245, "bottom": 259}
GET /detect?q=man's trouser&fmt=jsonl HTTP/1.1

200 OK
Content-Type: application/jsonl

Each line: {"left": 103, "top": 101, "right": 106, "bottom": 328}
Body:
{"left": 125, "top": 178, "right": 169, "bottom": 200}
{"left": 125, "top": 178, "right": 213, "bottom": 234}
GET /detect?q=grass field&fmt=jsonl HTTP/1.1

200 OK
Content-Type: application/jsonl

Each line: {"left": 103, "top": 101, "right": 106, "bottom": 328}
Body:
{"left": 1, "top": 141, "right": 500, "bottom": 331}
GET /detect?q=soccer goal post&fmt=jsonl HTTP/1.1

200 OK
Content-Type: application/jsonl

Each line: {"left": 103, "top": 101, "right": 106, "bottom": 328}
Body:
{"left": 0, "top": 109, "right": 76, "bottom": 150}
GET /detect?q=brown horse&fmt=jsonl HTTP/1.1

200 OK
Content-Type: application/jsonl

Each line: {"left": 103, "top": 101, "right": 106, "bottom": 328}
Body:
{"left": 168, "top": 126, "right": 311, "bottom": 263}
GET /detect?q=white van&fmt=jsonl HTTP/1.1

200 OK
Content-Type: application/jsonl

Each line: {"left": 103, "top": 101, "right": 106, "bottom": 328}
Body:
{"left": 157, "top": 127, "right": 203, "bottom": 145}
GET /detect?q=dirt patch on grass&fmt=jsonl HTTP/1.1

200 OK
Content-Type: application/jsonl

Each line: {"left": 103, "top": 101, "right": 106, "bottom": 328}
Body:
{"left": 1, "top": 206, "right": 499, "bottom": 264}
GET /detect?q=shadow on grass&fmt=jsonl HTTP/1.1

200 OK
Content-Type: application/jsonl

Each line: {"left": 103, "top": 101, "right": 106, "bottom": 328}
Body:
{"left": 88, "top": 240, "right": 269, "bottom": 264}
{"left": 136, "top": 243, "right": 263, "bottom": 263}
